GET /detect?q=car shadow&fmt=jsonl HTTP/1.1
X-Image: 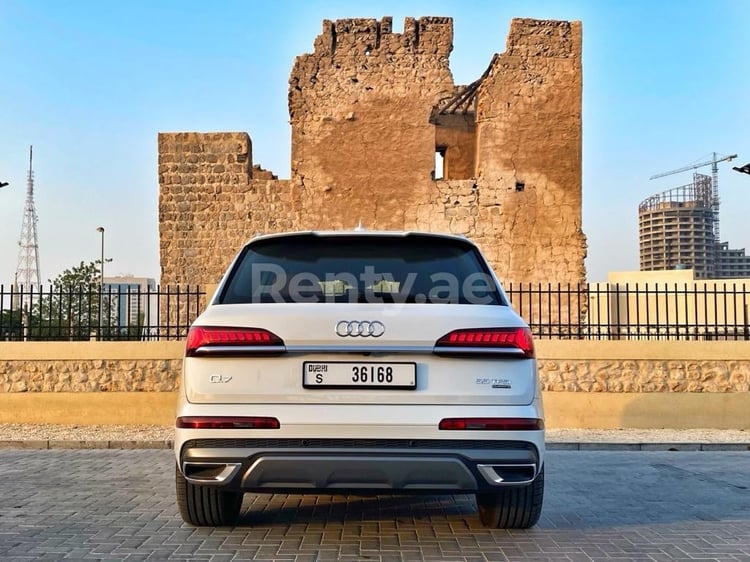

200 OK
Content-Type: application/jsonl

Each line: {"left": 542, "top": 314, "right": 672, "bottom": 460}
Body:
{"left": 237, "top": 492, "right": 480, "bottom": 526}
{"left": 229, "top": 450, "right": 750, "bottom": 530}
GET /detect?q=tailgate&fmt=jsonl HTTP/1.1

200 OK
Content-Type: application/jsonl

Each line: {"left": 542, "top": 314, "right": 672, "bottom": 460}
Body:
{"left": 183, "top": 303, "right": 537, "bottom": 406}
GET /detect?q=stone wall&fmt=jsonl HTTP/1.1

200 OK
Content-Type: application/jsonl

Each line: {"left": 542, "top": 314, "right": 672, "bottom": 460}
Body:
{"left": 159, "top": 16, "right": 586, "bottom": 288}
{"left": 2, "top": 358, "right": 747, "bottom": 394}
{"left": 473, "top": 19, "right": 586, "bottom": 283}
{"left": 0, "top": 342, "right": 183, "bottom": 393}
{"left": 540, "top": 360, "right": 750, "bottom": 393}
{"left": 3, "top": 341, "right": 749, "bottom": 428}
{"left": 2, "top": 341, "right": 748, "bottom": 394}
{"left": 158, "top": 132, "right": 296, "bottom": 285}
{"left": 0, "top": 359, "right": 180, "bottom": 392}
{"left": 288, "top": 17, "right": 455, "bottom": 232}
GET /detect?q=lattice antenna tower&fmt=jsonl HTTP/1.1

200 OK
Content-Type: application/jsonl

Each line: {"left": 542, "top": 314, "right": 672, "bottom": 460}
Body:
{"left": 15, "top": 145, "right": 41, "bottom": 290}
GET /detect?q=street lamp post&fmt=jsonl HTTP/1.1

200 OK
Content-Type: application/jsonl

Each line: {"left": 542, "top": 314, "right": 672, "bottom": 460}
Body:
{"left": 97, "top": 227, "right": 105, "bottom": 339}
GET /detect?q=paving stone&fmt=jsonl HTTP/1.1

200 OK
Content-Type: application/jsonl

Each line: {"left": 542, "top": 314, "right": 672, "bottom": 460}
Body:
{"left": 0, "top": 450, "right": 748, "bottom": 560}
{"left": 578, "top": 443, "right": 643, "bottom": 451}
{"left": 701, "top": 443, "right": 750, "bottom": 452}
{"left": 639, "top": 443, "right": 702, "bottom": 452}
{"left": 0, "top": 440, "right": 49, "bottom": 449}
{"left": 108, "top": 440, "right": 172, "bottom": 450}
{"left": 48, "top": 440, "right": 110, "bottom": 449}
{"left": 546, "top": 442, "right": 580, "bottom": 451}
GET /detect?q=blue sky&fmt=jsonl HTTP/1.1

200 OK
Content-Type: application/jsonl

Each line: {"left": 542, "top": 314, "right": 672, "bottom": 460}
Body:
{"left": 1, "top": 0, "right": 748, "bottom": 285}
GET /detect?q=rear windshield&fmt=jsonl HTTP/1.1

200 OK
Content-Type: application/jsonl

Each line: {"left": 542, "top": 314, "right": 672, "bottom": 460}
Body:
{"left": 219, "top": 234, "right": 505, "bottom": 305}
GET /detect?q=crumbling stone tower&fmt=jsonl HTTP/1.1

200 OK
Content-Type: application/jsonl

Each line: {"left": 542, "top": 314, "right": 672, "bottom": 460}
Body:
{"left": 288, "top": 17, "right": 455, "bottom": 230}
{"left": 159, "top": 16, "right": 586, "bottom": 287}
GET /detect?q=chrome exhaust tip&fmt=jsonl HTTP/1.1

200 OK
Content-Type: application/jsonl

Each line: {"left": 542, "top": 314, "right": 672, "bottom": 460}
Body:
{"left": 477, "top": 463, "right": 537, "bottom": 485}
{"left": 182, "top": 462, "right": 241, "bottom": 484}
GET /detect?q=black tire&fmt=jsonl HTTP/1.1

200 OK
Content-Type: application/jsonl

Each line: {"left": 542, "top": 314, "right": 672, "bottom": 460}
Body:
{"left": 476, "top": 467, "right": 544, "bottom": 528}
{"left": 175, "top": 464, "right": 243, "bottom": 526}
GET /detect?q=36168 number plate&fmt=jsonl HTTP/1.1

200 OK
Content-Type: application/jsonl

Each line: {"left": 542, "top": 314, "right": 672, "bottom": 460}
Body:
{"left": 303, "top": 361, "right": 416, "bottom": 389}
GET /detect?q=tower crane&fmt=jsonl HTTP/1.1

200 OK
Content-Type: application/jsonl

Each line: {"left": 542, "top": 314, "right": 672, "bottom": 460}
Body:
{"left": 649, "top": 152, "right": 737, "bottom": 243}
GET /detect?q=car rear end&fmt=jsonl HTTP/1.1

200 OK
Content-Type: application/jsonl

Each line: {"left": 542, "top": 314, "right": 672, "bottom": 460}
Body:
{"left": 174, "top": 231, "right": 544, "bottom": 528}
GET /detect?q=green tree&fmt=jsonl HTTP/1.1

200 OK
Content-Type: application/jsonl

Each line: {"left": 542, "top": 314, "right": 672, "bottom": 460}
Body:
{"left": 0, "top": 308, "right": 23, "bottom": 340}
{"left": 28, "top": 260, "right": 116, "bottom": 340}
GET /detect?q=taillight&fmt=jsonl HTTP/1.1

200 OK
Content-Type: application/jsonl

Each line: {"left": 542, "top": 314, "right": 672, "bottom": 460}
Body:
{"left": 176, "top": 416, "right": 280, "bottom": 429}
{"left": 185, "top": 326, "right": 284, "bottom": 356}
{"left": 434, "top": 327, "right": 534, "bottom": 357}
{"left": 439, "top": 418, "right": 544, "bottom": 431}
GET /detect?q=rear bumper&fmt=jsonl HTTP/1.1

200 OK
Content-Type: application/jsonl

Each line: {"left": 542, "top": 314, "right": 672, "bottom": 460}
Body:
{"left": 178, "top": 438, "right": 542, "bottom": 494}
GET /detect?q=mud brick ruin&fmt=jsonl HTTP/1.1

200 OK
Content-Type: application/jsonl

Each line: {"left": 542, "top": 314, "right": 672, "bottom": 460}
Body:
{"left": 158, "top": 17, "right": 586, "bottom": 286}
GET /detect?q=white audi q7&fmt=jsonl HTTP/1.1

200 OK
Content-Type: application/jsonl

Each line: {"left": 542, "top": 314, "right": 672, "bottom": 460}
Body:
{"left": 174, "top": 231, "right": 545, "bottom": 528}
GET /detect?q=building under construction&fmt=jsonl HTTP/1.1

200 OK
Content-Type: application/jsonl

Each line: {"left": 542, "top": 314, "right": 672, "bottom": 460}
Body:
{"left": 639, "top": 173, "right": 750, "bottom": 278}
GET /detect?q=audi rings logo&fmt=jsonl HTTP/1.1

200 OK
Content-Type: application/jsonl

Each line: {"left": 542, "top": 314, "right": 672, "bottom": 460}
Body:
{"left": 335, "top": 320, "right": 386, "bottom": 338}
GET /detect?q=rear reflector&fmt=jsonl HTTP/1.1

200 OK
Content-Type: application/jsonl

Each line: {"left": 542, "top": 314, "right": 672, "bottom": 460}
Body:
{"left": 435, "top": 327, "right": 534, "bottom": 357}
{"left": 176, "top": 416, "right": 280, "bottom": 430}
{"left": 439, "top": 418, "right": 544, "bottom": 431}
{"left": 186, "top": 326, "right": 284, "bottom": 356}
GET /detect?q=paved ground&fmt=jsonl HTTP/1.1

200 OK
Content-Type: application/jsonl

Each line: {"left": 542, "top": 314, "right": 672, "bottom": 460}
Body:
{"left": 0, "top": 450, "right": 748, "bottom": 561}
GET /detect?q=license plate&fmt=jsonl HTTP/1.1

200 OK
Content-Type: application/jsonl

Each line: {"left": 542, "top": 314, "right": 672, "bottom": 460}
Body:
{"left": 303, "top": 361, "right": 416, "bottom": 389}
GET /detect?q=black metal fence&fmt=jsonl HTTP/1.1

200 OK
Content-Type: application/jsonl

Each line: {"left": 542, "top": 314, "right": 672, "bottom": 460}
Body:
{"left": 505, "top": 282, "right": 750, "bottom": 340}
{"left": 0, "top": 285, "right": 206, "bottom": 341}
{"left": 2, "top": 283, "right": 748, "bottom": 342}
